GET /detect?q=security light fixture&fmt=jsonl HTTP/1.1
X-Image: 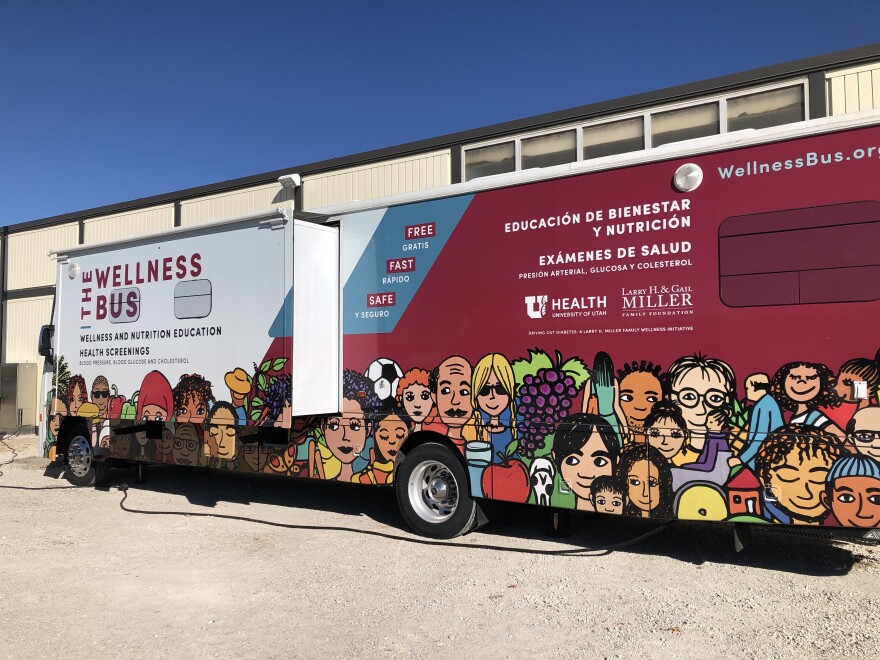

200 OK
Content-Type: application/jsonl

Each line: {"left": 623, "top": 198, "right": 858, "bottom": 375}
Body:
{"left": 278, "top": 173, "right": 302, "bottom": 189}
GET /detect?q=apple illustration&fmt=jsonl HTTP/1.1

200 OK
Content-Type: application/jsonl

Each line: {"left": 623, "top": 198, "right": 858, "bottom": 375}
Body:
{"left": 482, "top": 456, "right": 530, "bottom": 502}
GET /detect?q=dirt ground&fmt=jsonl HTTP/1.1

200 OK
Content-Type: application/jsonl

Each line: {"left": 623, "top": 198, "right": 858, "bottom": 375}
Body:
{"left": 1, "top": 433, "right": 879, "bottom": 659}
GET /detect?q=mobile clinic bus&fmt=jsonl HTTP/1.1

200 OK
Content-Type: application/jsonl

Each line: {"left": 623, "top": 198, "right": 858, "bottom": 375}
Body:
{"left": 39, "top": 109, "right": 880, "bottom": 544}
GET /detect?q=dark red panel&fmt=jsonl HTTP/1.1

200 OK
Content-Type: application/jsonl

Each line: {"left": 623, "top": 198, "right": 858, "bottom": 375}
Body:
{"left": 720, "top": 272, "right": 799, "bottom": 307}
{"left": 800, "top": 265, "right": 880, "bottom": 303}
{"left": 719, "top": 223, "right": 880, "bottom": 276}
{"left": 719, "top": 200, "right": 880, "bottom": 237}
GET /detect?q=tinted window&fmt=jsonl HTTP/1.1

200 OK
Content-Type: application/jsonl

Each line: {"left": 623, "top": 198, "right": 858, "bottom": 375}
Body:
{"left": 719, "top": 202, "right": 880, "bottom": 307}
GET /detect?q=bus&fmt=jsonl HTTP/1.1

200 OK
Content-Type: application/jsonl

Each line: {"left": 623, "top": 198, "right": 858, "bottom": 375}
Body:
{"left": 39, "top": 108, "right": 880, "bottom": 545}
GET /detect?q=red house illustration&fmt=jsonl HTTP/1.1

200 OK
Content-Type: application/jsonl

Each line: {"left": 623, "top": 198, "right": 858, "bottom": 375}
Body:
{"left": 726, "top": 468, "right": 762, "bottom": 517}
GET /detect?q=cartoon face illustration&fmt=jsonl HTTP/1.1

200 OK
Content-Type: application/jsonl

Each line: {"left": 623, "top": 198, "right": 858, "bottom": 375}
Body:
{"left": 645, "top": 416, "right": 688, "bottom": 461}
{"left": 137, "top": 371, "right": 174, "bottom": 422}
{"left": 67, "top": 376, "right": 87, "bottom": 416}
{"left": 176, "top": 392, "right": 209, "bottom": 424}
{"left": 835, "top": 369, "right": 863, "bottom": 403}
{"left": 590, "top": 476, "right": 625, "bottom": 514}
{"left": 552, "top": 415, "right": 618, "bottom": 508}
{"left": 173, "top": 423, "right": 200, "bottom": 466}
{"left": 671, "top": 369, "right": 728, "bottom": 432}
{"left": 156, "top": 426, "right": 175, "bottom": 457}
{"left": 48, "top": 398, "right": 67, "bottom": 439}
{"left": 850, "top": 407, "right": 880, "bottom": 461}
{"left": 768, "top": 449, "right": 832, "bottom": 519}
{"left": 375, "top": 411, "right": 408, "bottom": 461}
{"left": 594, "top": 490, "right": 624, "bottom": 514}
{"left": 756, "top": 426, "right": 847, "bottom": 523}
{"left": 476, "top": 369, "right": 509, "bottom": 418}
{"left": 112, "top": 434, "right": 132, "bottom": 459}
{"left": 401, "top": 382, "right": 432, "bottom": 424}
{"left": 207, "top": 404, "right": 238, "bottom": 460}
{"left": 240, "top": 442, "right": 268, "bottom": 473}
{"left": 91, "top": 376, "right": 110, "bottom": 415}
{"left": 785, "top": 365, "right": 821, "bottom": 403}
{"left": 324, "top": 397, "right": 368, "bottom": 465}
{"left": 433, "top": 357, "right": 473, "bottom": 433}
{"left": 618, "top": 370, "right": 662, "bottom": 429}
{"left": 173, "top": 374, "right": 213, "bottom": 424}
{"left": 824, "top": 475, "right": 880, "bottom": 527}
{"left": 625, "top": 459, "right": 658, "bottom": 515}
{"left": 558, "top": 431, "right": 614, "bottom": 501}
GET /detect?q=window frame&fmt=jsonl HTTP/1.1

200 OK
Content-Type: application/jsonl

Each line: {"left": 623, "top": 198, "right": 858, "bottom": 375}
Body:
{"left": 461, "top": 78, "right": 809, "bottom": 181}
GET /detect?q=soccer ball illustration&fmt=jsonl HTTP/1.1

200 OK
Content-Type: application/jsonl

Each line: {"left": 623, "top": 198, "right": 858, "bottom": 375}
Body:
{"left": 366, "top": 358, "right": 403, "bottom": 402}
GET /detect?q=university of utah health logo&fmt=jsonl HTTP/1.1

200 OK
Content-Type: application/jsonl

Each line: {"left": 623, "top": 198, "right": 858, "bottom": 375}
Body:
{"left": 525, "top": 295, "right": 547, "bottom": 319}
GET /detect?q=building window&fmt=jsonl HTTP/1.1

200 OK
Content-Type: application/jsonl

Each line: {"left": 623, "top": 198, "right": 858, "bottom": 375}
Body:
{"left": 462, "top": 81, "right": 806, "bottom": 181}
{"left": 464, "top": 142, "right": 515, "bottom": 181}
{"left": 521, "top": 130, "right": 577, "bottom": 170}
{"left": 583, "top": 117, "right": 644, "bottom": 160}
{"left": 728, "top": 85, "right": 805, "bottom": 132}
{"left": 719, "top": 202, "right": 880, "bottom": 307}
{"left": 652, "top": 103, "right": 720, "bottom": 148}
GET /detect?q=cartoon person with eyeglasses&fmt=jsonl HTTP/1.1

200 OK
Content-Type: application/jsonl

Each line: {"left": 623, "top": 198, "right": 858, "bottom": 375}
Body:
{"left": 471, "top": 353, "right": 519, "bottom": 461}
{"left": 848, "top": 407, "right": 880, "bottom": 461}
{"left": 666, "top": 354, "right": 736, "bottom": 472}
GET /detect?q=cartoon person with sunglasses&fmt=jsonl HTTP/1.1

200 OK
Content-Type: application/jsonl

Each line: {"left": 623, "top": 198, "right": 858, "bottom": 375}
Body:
{"left": 90, "top": 376, "right": 111, "bottom": 421}
{"left": 471, "top": 353, "right": 519, "bottom": 462}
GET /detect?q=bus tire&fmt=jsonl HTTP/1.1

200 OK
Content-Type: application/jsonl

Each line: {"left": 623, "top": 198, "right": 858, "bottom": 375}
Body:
{"left": 396, "top": 442, "right": 477, "bottom": 539}
{"left": 65, "top": 429, "right": 110, "bottom": 487}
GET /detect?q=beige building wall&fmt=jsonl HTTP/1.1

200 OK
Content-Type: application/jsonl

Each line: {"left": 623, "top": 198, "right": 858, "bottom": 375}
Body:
{"left": 303, "top": 150, "right": 451, "bottom": 210}
{"left": 827, "top": 61, "right": 880, "bottom": 115}
{"left": 3, "top": 295, "right": 53, "bottom": 426}
{"left": 83, "top": 204, "right": 174, "bottom": 244}
{"left": 7, "top": 223, "right": 79, "bottom": 290}
{"left": 180, "top": 182, "right": 294, "bottom": 227}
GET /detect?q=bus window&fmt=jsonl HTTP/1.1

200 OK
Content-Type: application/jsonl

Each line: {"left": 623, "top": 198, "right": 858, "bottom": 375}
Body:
{"left": 719, "top": 201, "right": 880, "bottom": 307}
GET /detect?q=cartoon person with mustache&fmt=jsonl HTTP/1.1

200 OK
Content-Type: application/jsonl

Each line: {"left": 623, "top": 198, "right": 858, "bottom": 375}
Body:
{"left": 429, "top": 356, "right": 475, "bottom": 451}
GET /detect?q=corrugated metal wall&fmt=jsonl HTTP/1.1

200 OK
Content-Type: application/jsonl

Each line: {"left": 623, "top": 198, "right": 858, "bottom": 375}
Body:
{"left": 303, "top": 150, "right": 450, "bottom": 209}
{"left": 827, "top": 61, "right": 880, "bottom": 115}
{"left": 7, "top": 223, "right": 78, "bottom": 290}
{"left": 4, "top": 296, "right": 52, "bottom": 363}
{"left": 3, "top": 296, "right": 53, "bottom": 426}
{"left": 83, "top": 204, "right": 174, "bottom": 244}
{"left": 180, "top": 182, "right": 293, "bottom": 226}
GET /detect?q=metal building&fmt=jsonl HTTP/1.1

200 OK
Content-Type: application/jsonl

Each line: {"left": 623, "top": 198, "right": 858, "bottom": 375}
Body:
{"left": 3, "top": 43, "right": 880, "bottom": 428}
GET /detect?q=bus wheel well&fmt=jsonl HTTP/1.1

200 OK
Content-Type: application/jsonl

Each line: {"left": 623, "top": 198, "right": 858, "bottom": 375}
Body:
{"left": 398, "top": 431, "right": 466, "bottom": 469}
{"left": 56, "top": 416, "right": 90, "bottom": 458}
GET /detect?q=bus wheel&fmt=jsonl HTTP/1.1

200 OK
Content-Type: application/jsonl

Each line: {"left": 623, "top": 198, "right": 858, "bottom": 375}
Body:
{"left": 396, "top": 442, "right": 477, "bottom": 539}
{"left": 65, "top": 430, "right": 110, "bottom": 487}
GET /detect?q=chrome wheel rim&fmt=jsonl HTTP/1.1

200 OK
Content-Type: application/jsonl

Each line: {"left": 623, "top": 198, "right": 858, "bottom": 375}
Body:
{"left": 408, "top": 460, "right": 459, "bottom": 523}
{"left": 68, "top": 436, "right": 92, "bottom": 478}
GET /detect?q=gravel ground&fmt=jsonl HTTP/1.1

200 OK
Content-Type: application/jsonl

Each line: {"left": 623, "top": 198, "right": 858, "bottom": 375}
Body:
{"left": 1, "top": 433, "right": 879, "bottom": 659}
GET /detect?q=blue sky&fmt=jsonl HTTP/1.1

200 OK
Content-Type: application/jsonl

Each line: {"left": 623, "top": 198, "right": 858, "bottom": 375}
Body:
{"left": 2, "top": 0, "right": 880, "bottom": 227}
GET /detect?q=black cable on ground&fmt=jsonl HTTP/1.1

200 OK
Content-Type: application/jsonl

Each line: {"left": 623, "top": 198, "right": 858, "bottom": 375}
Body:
{"left": 115, "top": 484, "right": 675, "bottom": 556}
{"left": 0, "top": 429, "right": 20, "bottom": 478}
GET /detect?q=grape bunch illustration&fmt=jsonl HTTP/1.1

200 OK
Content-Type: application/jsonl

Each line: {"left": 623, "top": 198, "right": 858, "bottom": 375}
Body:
{"left": 513, "top": 350, "right": 589, "bottom": 458}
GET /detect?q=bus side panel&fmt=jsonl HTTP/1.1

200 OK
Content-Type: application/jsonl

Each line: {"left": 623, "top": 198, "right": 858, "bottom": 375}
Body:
{"left": 49, "top": 219, "right": 292, "bottom": 469}
{"left": 336, "top": 123, "right": 880, "bottom": 530}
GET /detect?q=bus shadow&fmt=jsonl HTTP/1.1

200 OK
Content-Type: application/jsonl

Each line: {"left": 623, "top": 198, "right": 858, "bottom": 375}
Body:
{"left": 96, "top": 462, "right": 870, "bottom": 577}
